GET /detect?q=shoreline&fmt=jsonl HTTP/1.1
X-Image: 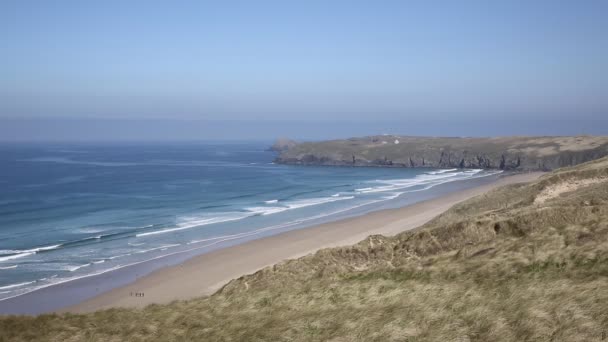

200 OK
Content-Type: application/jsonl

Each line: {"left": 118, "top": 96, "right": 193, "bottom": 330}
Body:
{"left": 58, "top": 172, "right": 543, "bottom": 314}
{"left": 0, "top": 169, "right": 507, "bottom": 315}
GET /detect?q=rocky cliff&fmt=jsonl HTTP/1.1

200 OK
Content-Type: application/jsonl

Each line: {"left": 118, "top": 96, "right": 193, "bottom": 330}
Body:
{"left": 274, "top": 135, "right": 608, "bottom": 171}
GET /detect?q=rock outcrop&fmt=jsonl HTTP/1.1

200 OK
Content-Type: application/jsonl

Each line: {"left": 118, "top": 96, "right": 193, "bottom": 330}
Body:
{"left": 274, "top": 135, "right": 608, "bottom": 171}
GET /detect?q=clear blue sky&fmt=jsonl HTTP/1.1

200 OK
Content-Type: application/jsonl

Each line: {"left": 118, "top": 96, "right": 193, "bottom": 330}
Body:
{"left": 0, "top": 1, "right": 606, "bottom": 140}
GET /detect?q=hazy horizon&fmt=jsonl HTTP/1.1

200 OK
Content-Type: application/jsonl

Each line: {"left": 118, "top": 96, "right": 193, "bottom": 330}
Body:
{"left": 1, "top": 1, "right": 606, "bottom": 141}
{"left": 1, "top": 117, "right": 607, "bottom": 142}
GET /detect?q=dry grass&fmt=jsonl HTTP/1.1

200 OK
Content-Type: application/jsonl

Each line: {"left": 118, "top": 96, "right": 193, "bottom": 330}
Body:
{"left": 534, "top": 177, "right": 607, "bottom": 204}
{"left": 2, "top": 158, "right": 608, "bottom": 341}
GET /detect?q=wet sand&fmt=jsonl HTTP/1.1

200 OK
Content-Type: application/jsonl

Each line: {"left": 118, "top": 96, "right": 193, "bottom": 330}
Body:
{"left": 63, "top": 172, "right": 543, "bottom": 313}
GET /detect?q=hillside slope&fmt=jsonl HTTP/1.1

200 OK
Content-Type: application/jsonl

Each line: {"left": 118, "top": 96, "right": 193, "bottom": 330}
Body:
{"left": 1, "top": 158, "right": 608, "bottom": 341}
{"left": 275, "top": 135, "right": 608, "bottom": 171}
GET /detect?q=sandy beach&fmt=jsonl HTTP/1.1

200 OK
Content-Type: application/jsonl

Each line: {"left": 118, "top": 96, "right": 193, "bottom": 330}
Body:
{"left": 60, "top": 172, "right": 543, "bottom": 313}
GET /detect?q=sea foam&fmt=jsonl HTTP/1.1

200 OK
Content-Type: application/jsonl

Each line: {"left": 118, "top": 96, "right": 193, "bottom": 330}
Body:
{"left": 0, "top": 281, "right": 36, "bottom": 291}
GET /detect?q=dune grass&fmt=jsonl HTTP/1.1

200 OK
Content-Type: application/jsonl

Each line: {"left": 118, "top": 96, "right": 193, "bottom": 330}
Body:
{"left": 1, "top": 158, "right": 608, "bottom": 341}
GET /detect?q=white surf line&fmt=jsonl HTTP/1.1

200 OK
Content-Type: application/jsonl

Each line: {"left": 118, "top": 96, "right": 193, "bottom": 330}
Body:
{"left": 0, "top": 244, "right": 63, "bottom": 262}
{"left": 68, "top": 263, "right": 92, "bottom": 272}
{"left": 0, "top": 252, "right": 35, "bottom": 262}
{"left": 359, "top": 169, "right": 500, "bottom": 196}
{"left": 359, "top": 172, "right": 464, "bottom": 194}
{"left": 0, "top": 244, "right": 63, "bottom": 255}
{"left": 138, "top": 196, "right": 356, "bottom": 237}
{"left": 136, "top": 215, "right": 248, "bottom": 237}
{"left": 0, "top": 281, "right": 36, "bottom": 291}
{"left": 133, "top": 244, "right": 181, "bottom": 254}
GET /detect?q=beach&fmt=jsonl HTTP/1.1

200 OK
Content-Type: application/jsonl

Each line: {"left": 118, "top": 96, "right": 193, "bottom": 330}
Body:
{"left": 61, "top": 172, "right": 543, "bottom": 313}
{"left": 0, "top": 144, "right": 528, "bottom": 315}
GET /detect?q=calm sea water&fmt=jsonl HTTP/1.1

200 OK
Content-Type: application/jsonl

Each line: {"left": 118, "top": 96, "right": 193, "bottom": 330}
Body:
{"left": 0, "top": 142, "right": 500, "bottom": 302}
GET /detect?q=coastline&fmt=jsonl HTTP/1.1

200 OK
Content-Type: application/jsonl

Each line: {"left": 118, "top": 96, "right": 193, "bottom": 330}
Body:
{"left": 58, "top": 171, "right": 544, "bottom": 314}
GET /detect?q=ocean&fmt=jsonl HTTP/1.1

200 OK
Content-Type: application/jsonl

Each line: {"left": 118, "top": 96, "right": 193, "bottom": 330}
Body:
{"left": 0, "top": 141, "right": 502, "bottom": 308}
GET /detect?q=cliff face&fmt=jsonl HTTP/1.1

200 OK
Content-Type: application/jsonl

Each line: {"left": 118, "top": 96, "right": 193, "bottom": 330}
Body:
{"left": 274, "top": 135, "right": 608, "bottom": 171}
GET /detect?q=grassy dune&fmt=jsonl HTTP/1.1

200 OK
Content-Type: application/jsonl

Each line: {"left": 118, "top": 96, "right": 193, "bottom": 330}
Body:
{"left": 2, "top": 159, "right": 608, "bottom": 341}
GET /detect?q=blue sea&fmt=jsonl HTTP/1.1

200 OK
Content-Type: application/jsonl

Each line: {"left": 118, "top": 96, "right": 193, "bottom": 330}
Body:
{"left": 0, "top": 142, "right": 501, "bottom": 304}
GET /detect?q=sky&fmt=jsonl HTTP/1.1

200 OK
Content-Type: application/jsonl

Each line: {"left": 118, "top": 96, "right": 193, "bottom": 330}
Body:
{"left": 0, "top": 0, "right": 607, "bottom": 140}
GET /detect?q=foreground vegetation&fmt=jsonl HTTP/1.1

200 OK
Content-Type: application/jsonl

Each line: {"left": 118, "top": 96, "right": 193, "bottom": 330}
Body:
{"left": 2, "top": 158, "right": 608, "bottom": 341}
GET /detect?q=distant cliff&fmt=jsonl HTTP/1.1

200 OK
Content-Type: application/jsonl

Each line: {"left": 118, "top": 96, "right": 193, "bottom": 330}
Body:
{"left": 269, "top": 137, "right": 298, "bottom": 152}
{"left": 274, "top": 135, "right": 608, "bottom": 171}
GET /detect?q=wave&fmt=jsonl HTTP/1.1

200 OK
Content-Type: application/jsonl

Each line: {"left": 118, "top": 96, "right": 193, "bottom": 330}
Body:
{"left": 133, "top": 244, "right": 181, "bottom": 254}
{"left": 264, "top": 199, "right": 278, "bottom": 204}
{"left": 427, "top": 168, "right": 458, "bottom": 174}
{"left": 0, "top": 238, "right": 244, "bottom": 302}
{"left": 188, "top": 203, "right": 379, "bottom": 246}
{"left": 0, "top": 228, "right": 153, "bottom": 264}
{"left": 58, "top": 229, "right": 150, "bottom": 249}
{"left": 0, "top": 237, "right": 227, "bottom": 300}
{"left": 128, "top": 242, "right": 145, "bottom": 247}
{"left": 0, "top": 265, "right": 17, "bottom": 270}
{"left": 359, "top": 170, "right": 484, "bottom": 194}
{"left": 248, "top": 196, "right": 356, "bottom": 216}
{"left": 197, "top": 204, "right": 230, "bottom": 210}
{"left": 0, "top": 265, "right": 126, "bottom": 302}
{"left": 282, "top": 187, "right": 337, "bottom": 200}
{"left": 80, "top": 235, "right": 103, "bottom": 242}
{"left": 136, "top": 214, "right": 248, "bottom": 237}
{"left": 246, "top": 206, "right": 288, "bottom": 216}
{"left": 108, "top": 253, "right": 132, "bottom": 260}
{"left": 0, "top": 244, "right": 62, "bottom": 255}
{"left": 0, "top": 244, "right": 62, "bottom": 262}
{"left": 68, "top": 263, "right": 91, "bottom": 272}
{"left": 0, "top": 281, "right": 36, "bottom": 290}
{"left": 139, "top": 195, "right": 357, "bottom": 237}
{"left": 283, "top": 196, "right": 355, "bottom": 210}
{"left": 383, "top": 193, "right": 402, "bottom": 200}
{"left": 77, "top": 227, "right": 105, "bottom": 234}
{"left": 89, "top": 231, "right": 136, "bottom": 241}
{"left": 188, "top": 196, "right": 402, "bottom": 249}
{"left": 0, "top": 252, "right": 35, "bottom": 262}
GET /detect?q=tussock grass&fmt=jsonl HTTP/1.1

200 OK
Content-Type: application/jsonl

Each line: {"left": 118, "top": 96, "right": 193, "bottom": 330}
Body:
{"left": 2, "top": 158, "right": 608, "bottom": 341}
